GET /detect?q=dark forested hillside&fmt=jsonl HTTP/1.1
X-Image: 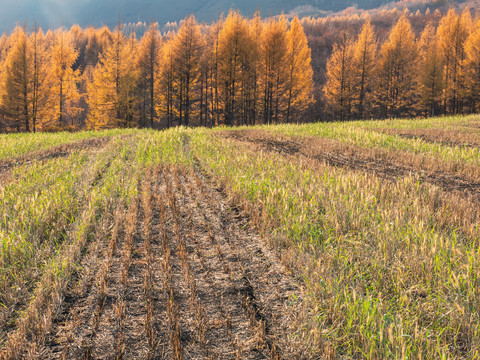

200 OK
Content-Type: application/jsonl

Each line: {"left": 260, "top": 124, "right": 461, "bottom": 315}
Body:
{"left": 1, "top": 0, "right": 412, "bottom": 32}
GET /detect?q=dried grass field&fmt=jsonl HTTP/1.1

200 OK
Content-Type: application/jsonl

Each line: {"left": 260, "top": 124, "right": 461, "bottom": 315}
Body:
{"left": 1, "top": 115, "right": 480, "bottom": 359}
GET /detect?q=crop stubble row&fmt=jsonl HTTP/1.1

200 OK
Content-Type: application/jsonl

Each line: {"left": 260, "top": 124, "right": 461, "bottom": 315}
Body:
{"left": 28, "top": 163, "right": 298, "bottom": 359}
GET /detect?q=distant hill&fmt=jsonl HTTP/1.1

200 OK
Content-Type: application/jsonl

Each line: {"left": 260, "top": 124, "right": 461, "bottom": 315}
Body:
{"left": 0, "top": 0, "right": 411, "bottom": 32}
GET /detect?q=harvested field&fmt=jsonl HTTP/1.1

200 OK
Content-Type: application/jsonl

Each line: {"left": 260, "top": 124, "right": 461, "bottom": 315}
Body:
{"left": 2, "top": 116, "right": 480, "bottom": 359}
{"left": 224, "top": 129, "right": 480, "bottom": 199}
{"left": 0, "top": 137, "right": 111, "bottom": 187}
{"left": 2, "top": 163, "right": 301, "bottom": 359}
{"left": 0, "top": 136, "right": 111, "bottom": 168}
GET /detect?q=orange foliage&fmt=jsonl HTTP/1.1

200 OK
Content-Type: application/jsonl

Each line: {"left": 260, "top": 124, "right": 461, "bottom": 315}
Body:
{"left": 6, "top": 7, "right": 480, "bottom": 129}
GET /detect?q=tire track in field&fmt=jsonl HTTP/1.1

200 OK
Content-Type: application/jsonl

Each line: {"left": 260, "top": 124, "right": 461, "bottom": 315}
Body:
{"left": 224, "top": 130, "right": 480, "bottom": 200}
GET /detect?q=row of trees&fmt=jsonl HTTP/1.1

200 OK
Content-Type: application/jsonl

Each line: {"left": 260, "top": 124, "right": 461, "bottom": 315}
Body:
{"left": 0, "top": 27, "right": 80, "bottom": 132}
{"left": 325, "top": 8, "right": 480, "bottom": 120}
{"left": 0, "top": 12, "right": 314, "bottom": 132}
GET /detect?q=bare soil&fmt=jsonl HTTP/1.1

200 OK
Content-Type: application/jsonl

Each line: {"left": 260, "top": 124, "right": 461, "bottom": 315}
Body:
{"left": 224, "top": 130, "right": 480, "bottom": 199}
{"left": 36, "top": 165, "right": 301, "bottom": 359}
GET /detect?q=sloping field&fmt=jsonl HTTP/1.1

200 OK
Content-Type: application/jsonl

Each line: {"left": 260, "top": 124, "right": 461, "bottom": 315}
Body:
{"left": 1, "top": 115, "right": 480, "bottom": 359}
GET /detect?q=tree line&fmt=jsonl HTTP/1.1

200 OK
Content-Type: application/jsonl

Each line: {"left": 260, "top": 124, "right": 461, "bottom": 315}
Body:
{"left": 0, "top": 11, "right": 314, "bottom": 132}
{"left": 324, "top": 8, "right": 480, "bottom": 120}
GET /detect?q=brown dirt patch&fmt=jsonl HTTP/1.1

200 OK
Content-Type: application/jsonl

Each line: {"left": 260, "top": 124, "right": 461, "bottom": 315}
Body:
{"left": 34, "top": 166, "right": 301, "bottom": 359}
{"left": 223, "top": 130, "right": 480, "bottom": 199}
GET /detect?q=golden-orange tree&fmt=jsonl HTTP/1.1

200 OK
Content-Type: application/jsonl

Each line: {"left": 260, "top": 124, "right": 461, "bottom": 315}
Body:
{"left": 195, "top": 19, "right": 223, "bottom": 127}
{"left": 260, "top": 16, "right": 289, "bottom": 124}
{"left": 437, "top": 8, "right": 471, "bottom": 114}
{"left": 157, "top": 36, "right": 175, "bottom": 128}
{"left": 462, "top": 19, "right": 480, "bottom": 112}
{"left": 30, "top": 28, "right": 51, "bottom": 132}
{"left": 136, "top": 22, "right": 161, "bottom": 128}
{"left": 417, "top": 23, "right": 443, "bottom": 117}
{"left": 48, "top": 28, "right": 81, "bottom": 127}
{"left": 218, "top": 10, "right": 256, "bottom": 126}
{"left": 352, "top": 20, "right": 376, "bottom": 119}
{"left": 87, "top": 28, "right": 137, "bottom": 129}
{"left": 285, "top": 16, "right": 314, "bottom": 123}
{"left": 324, "top": 29, "right": 355, "bottom": 121}
{"left": 198, "top": 29, "right": 210, "bottom": 127}
{"left": 170, "top": 16, "right": 202, "bottom": 126}
{"left": 0, "top": 26, "right": 50, "bottom": 133}
{"left": 375, "top": 14, "right": 417, "bottom": 118}
{"left": 0, "top": 27, "right": 33, "bottom": 132}
{"left": 248, "top": 12, "right": 263, "bottom": 126}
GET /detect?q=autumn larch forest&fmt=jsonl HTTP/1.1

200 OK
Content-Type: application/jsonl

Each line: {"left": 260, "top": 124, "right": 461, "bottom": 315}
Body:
{"left": 1, "top": 6, "right": 480, "bottom": 132}
{"left": 0, "top": 11, "right": 314, "bottom": 132}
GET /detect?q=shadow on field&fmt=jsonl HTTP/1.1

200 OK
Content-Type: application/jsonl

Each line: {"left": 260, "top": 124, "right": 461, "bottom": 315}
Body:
{"left": 372, "top": 127, "right": 480, "bottom": 149}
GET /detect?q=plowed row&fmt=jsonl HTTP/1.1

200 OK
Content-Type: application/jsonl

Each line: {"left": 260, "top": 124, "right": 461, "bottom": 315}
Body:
{"left": 35, "top": 165, "right": 299, "bottom": 359}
